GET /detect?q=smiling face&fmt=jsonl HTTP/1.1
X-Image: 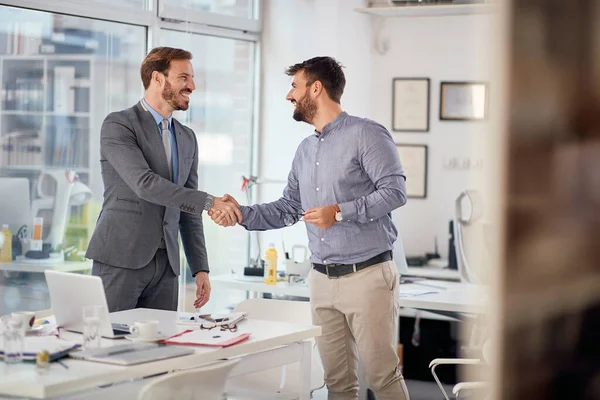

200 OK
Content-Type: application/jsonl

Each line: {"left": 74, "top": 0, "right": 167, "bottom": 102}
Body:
{"left": 161, "top": 59, "right": 195, "bottom": 111}
{"left": 286, "top": 70, "right": 317, "bottom": 124}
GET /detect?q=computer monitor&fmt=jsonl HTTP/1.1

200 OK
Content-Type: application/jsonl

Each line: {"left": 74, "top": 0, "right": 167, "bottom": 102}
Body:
{"left": 0, "top": 178, "right": 32, "bottom": 233}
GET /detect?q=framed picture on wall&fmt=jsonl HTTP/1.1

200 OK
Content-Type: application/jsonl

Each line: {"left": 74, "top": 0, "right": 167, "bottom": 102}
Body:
{"left": 392, "top": 78, "right": 430, "bottom": 132}
{"left": 396, "top": 144, "right": 428, "bottom": 199}
{"left": 440, "top": 81, "right": 489, "bottom": 121}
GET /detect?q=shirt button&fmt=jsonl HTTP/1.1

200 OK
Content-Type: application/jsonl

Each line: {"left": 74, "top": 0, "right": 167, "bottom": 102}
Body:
{"left": 370, "top": 218, "right": 373, "bottom": 222}
{"left": 321, "top": 238, "right": 324, "bottom": 241}
{"left": 320, "top": 138, "right": 324, "bottom": 142}
{"left": 316, "top": 162, "right": 319, "bottom": 166}
{"left": 323, "top": 260, "right": 327, "bottom": 264}
{"left": 316, "top": 187, "right": 320, "bottom": 191}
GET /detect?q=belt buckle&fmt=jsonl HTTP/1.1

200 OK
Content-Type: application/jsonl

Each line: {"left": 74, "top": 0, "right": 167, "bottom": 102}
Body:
{"left": 325, "top": 265, "right": 338, "bottom": 279}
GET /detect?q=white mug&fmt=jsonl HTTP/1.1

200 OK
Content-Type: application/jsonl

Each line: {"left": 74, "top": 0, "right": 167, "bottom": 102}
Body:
{"left": 12, "top": 311, "right": 35, "bottom": 330}
{"left": 129, "top": 320, "right": 159, "bottom": 339}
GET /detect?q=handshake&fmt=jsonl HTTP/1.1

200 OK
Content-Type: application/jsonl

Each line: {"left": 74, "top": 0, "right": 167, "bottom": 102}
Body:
{"left": 208, "top": 194, "right": 241, "bottom": 227}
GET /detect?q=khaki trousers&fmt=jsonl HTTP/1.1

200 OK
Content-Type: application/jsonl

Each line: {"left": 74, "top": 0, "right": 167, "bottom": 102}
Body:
{"left": 309, "top": 260, "right": 410, "bottom": 400}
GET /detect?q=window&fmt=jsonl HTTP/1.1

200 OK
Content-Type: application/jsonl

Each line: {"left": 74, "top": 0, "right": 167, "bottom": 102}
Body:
{"left": 161, "top": 0, "right": 256, "bottom": 19}
{"left": 0, "top": 1, "right": 259, "bottom": 316}
{"left": 72, "top": 0, "right": 153, "bottom": 11}
{"left": 159, "top": 29, "right": 255, "bottom": 295}
{"left": 0, "top": 5, "right": 146, "bottom": 315}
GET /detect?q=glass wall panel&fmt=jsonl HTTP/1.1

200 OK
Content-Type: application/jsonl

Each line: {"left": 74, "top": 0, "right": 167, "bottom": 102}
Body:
{"left": 159, "top": 29, "right": 254, "bottom": 304}
{"left": 0, "top": 5, "right": 146, "bottom": 315}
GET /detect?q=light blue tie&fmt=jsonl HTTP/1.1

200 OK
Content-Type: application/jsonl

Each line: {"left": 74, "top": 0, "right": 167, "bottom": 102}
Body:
{"left": 160, "top": 119, "right": 172, "bottom": 180}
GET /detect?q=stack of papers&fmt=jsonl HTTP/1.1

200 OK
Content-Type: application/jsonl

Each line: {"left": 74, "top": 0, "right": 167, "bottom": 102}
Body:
{"left": 399, "top": 287, "right": 440, "bottom": 298}
{"left": 177, "top": 312, "right": 248, "bottom": 327}
{"left": 164, "top": 329, "right": 250, "bottom": 347}
{"left": 0, "top": 336, "right": 80, "bottom": 361}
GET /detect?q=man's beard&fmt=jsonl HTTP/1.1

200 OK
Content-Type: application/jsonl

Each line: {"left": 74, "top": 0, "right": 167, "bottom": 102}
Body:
{"left": 162, "top": 80, "right": 190, "bottom": 111}
{"left": 293, "top": 94, "right": 317, "bottom": 123}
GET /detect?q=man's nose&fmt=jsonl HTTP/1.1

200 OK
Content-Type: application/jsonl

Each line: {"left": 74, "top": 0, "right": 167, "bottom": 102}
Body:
{"left": 188, "top": 77, "right": 196, "bottom": 91}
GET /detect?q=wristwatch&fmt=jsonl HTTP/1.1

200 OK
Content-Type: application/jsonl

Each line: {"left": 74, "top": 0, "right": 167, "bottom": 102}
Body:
{"left": 334, "top": 204, "right": 342, "bottom": 222}
{"left": 204, "top": 195, "right": 214, "bottom": 211}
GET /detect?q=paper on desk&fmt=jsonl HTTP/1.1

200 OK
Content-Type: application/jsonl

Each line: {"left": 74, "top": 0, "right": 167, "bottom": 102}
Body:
{"left": 164, "top": 329, "right": 250, "bottom": 347}
{"left": 399, "top": 287, "right": 440, "bottom": 298}
{"left": 0, "top": 336, "right": 80, "bottom": 360}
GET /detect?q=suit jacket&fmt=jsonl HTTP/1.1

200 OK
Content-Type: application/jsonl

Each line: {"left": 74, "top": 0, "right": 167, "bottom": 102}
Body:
{"left": 86, "top": 102, "right": 209, "bottom": 276}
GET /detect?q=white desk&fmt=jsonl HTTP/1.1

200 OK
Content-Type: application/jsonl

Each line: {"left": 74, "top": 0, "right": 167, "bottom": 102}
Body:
{"left": 211, "top": 274, "right": 486, "bottom": 318}
{"left": 0, "top": 259, "right": 92, "bottom": 273}
{"left": 0, "top": 308, "right": 321, "bottom": 400}
{"left": 405, "top": 266, "right": 461, "bottom": 281}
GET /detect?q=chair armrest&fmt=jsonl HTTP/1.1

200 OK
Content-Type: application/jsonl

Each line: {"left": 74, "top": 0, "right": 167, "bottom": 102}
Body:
{"left": 429, "top": 358, "right": 482, "bottom": 368}
{"left": 453, "top": 381, "right": 487, "bottom": 395}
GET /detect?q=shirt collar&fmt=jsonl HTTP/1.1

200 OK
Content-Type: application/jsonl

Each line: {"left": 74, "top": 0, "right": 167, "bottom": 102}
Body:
{"left": 141, "top": 98, "right": 172, "bottom": 128}
{"left": 313, "top": 111, "right": 348, "bottom": 137}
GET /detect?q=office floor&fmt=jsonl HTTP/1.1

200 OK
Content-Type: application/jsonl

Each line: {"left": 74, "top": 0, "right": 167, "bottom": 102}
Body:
{"left": 311, "top": 380, "right": 455, "bottom": 399}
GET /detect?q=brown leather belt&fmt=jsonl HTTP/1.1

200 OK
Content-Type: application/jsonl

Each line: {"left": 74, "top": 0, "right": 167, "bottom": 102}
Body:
{"left": 312, "top": 251, "right": 393, "bottom": 278}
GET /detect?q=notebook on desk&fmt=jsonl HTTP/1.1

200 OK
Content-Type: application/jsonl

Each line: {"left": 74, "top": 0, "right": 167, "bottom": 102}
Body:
{"left": 69, "top": 342, "right": 194, "bottom": 366}
{"left": 164, "top": 330, "right": 251, "bottom": 347}
{"left": 0, "top": 336, "right": 80, "bottom": 361}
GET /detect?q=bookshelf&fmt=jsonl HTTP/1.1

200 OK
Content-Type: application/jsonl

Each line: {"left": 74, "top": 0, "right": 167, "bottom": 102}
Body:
{"left": 0, "top": 54, "right": 94, "bottom": 185}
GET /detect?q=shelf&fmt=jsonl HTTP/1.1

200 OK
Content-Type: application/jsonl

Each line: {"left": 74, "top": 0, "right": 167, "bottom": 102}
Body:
{"left": 0, "top": 165, "right": 90, "bottom": 173}
{"left": 354, "top": 3, "right": 495, "bottom": 17}
{"left": 1, "top": 111, "right": 90, "bottom": 117}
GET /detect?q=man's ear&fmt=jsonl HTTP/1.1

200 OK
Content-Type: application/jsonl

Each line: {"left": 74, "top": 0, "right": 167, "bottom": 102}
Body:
{"left": 312, "top": 80, "right": 323, "bottom": 97}
{"left": 151, "top": 71, "right": 164, "bottom": 87}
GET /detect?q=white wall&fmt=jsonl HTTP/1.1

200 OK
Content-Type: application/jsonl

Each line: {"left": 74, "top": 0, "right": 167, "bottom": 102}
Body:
{"left": 372, "top": 14, "right": 495, "bottom": 258}
{"left": 258, "top": 1, "right": 494, "bottom": 261}
{"left": 256, "top": 0, "right": 372, "bottom": 259}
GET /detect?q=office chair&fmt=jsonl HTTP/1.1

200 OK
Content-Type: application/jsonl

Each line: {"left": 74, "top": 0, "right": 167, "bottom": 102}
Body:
{"left": 138, "top": 359, "right": 240, "bottom": 400}
{"left": 226, "top": 298, "right": 325, "bottom": 399}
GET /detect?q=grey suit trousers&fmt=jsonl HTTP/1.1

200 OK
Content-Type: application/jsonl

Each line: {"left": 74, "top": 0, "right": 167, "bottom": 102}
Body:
{"left": 92, "top": 249, "right": 178, "bottom": 312}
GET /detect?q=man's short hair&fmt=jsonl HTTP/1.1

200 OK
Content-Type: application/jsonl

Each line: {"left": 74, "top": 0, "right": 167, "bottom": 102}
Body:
{"left": 140, "top": 47, "right": 193, "bottom": 90}
{"left": 285, "top": 56, "right": 346, "bottom": 103}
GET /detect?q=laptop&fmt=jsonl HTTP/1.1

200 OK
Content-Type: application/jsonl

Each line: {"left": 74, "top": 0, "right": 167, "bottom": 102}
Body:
{"left": 69, "top": 342, "right": 194, "bottom": 366}
{"left": 44, "top": 270, "right": 130, "bottom": 339}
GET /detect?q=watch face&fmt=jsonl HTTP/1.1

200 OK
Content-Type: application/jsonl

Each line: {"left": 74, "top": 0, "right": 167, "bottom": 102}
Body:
{"left": 335, "top": 211, "right": 343, "bottom": 222}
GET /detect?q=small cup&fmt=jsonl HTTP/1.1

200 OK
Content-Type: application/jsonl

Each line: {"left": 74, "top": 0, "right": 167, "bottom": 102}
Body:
{"left": 11, "top": 311, "right": 35, "bottom": 331}
{"left": 129, "top": 320, "right": 159, "bottom": 339}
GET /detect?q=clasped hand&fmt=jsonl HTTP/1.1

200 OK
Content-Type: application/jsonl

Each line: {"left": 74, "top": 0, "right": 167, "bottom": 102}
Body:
{"left": 208, "top": 194, "right": 241, "bottom": 227}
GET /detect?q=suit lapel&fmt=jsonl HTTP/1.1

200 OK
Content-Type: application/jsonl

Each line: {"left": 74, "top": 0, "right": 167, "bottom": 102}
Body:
{"left": 136, "top": 101, "right": 171, "bottom": 181}
{"left": 173, "top": 118, "right": 186, "bottom": 185}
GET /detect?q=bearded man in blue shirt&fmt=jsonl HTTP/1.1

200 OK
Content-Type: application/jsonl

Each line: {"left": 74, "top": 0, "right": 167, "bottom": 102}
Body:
{"left": 213, "top": 56, "right": 409, "bottom": 400}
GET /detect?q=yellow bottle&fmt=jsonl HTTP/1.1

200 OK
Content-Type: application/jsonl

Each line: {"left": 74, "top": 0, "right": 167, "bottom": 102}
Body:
{"left": 264, "top": 243, "right": 278, "bottom": 285}
{"left": 0, "top": 224, "right": 12, "bottom": 262}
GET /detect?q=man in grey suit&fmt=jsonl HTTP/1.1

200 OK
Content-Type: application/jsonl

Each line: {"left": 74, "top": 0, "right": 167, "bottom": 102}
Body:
{"left": 86, "top": 47, "right": 241, "bottom": 312}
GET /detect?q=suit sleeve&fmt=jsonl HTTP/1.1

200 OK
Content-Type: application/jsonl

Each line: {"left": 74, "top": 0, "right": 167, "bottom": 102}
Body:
{"left": 100, "top": 111, "right": 208, "bottom": 215}
{"left": 178, "top": 131, "right": 209, "bottom": 275}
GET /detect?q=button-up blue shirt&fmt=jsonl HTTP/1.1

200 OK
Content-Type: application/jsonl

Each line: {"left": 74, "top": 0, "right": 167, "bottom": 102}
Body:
{"left": 141, "top": 98, "right": 178, "bottom": 183}
{"left": 240, "top": 112, "right": 407, "bottom": 265}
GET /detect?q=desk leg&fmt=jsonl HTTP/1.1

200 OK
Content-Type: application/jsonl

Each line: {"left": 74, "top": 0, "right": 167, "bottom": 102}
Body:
{"left": 299, "top": 340, "right": 312, "bottom": 400}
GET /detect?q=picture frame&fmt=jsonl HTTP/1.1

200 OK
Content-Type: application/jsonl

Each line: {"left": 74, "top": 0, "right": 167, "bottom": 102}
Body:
{"left": 396, "top": 144, "right": 428, "bottom": 199}
{"left": 439, "top": 81, "right": 489, "bottom": 121}
{"left": 392, "top": 78, "right": 430, "bottom": 132}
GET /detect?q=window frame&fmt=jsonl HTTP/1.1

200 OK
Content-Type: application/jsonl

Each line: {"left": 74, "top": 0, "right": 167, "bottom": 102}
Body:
{"left": 0, "top": 0, "right": 262, "bottom": 271}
